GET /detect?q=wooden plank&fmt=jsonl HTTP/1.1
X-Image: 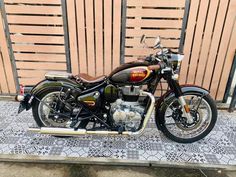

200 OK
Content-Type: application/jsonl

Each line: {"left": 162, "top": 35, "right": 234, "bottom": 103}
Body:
{"left": 17, "top": 69, "right": 47, "bottom": 78}
{"left": 126, "top": 29, "right": 181, "bottom": 38}
{"left": 186, "top": 0, "right": 210, "bottom": 84}
{"left": 85, "top": 0, "right": 95, "bottom": 76}
{"left": 0, "top": 12, "right": 16, "bottom": 93}
{"left": 14, "top": 53, "right": 66, "bottom": 62}
{"left": 202, "top": 0, "right": 230, "bottom": 90}
{"left": 0, "top": 52, "right": 9, "bottom": 93}
{"left": 4, "top": 0, "right": 61, "bottom": 4}
{"left": 126, "top": 19, "right": 183, "bottom": 29}
{"left": 195, "top": 0, "right": 220, "bottom": 86}
{"left": 125, "top": 57, "right": 137, "bottom": 63}
{"left": 125, "top": 38, "right": 180, "bottom": 48}
{"left": 5, "top": 5, "right": 62, "bottom": 15}
{"left": 212, "top": 1, "right": 236, "bottom": 100}
{"left": 19, "top": 78, "right": 45, "bottom": 86}
{"left": 104, "top": 0, "right": 112, "bottom": 75}
{"left": 127, "top": 9, "right": 185, "bottom": 18}
{"left": 125, "top": 48, "right": 154, "bottom": 56}
{"left": 9, "top": 25, "right": 64, "bottom": 34}
{"left": 94, "top": 0, "right": 104, "bottom": 76}
{"left": 112, "top": 0, "right": 122, "bottom": 70}
{"left": 67, "top": 0, "right": 79, "bottom": 75}
{"left": 11, "top": 35, "right": 65, "bottom": 44}
{"left": 127, "top": 0, "right": 185, "bottom": 8}
{"left": 179, "top": 0, "right": 200, "bottom": 84}
{"left": 16, "top": 61, "right": 67, "bottom": 70}
{"left": 76, "top": 0, "right": 87, "bottom": 73}
{"left": 12, "top": 44, "right": 65, "bottom": 53}
{"left": 216, "top": 21, "right": 236, "bottom": 100}
{"left": 7, "top": 15, "right": 63, "bottom": 25}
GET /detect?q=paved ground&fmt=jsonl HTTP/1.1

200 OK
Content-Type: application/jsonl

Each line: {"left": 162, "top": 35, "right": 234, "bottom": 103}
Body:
{"left": 0, "top": 162, "right": 235, "bottom": 177}
{"left": 0, "top": 101, "right": 236, "bottom": 169}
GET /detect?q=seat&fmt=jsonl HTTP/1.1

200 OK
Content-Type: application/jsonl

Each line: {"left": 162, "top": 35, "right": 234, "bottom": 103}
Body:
{"left": 78, "top": 73, "right": 106, "bottom": 84}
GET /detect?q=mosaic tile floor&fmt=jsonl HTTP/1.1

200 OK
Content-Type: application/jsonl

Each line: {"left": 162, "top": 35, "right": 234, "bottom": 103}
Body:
{"left": 0, "top": 101, "right": 236, "bottom": 166}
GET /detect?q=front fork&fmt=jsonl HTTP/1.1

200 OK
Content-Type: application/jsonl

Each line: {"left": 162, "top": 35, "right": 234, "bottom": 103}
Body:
{"left": 167, "top": 77, "right": 193, "bottom": 124}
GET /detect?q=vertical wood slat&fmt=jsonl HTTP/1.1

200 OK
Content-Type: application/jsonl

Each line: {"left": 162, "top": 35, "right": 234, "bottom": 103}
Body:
{"left": 67, "top": 0, "right": 123, "bottom": 77}
{"left": 67, "top": 0, "right": 79, "bottom": 75}
{"left": 85, "top": 0, "right": 95, "bottom": 76}
{"left": 194, "top": 0, "right": 220, "bottom": 86}
{"left": 179, "top": 0, "right": 200, "bottom": 84}
{"left": 210, "top": 0, "right": 236, "bottom": 98}
{"left": 0, "top": 51, "right": 9, "bottom": 93}
{"left": 217, "top": 19, "right": 236, "bottom": 100}
{"left": 186, "top": 0, "right": 210, "bottom": 84}
{"left": 202, "top": 0, "right": 230, "bottom": 90}
{"left": 104, "top": 0, "right": 112, "bottom": 75}
{"left": 213, "top": 0, "right": 236, "bottom": 99}
{"left": 112, "top": 0, "right": 122, "bottom": 70}
{"left": 76, "top": 0, "right": 87, "bottom": 74}
{"left": 0, "top": 9, "right": 16, "bottom": 93}
{"left": 95, "top": 0, "right": 104, "bottom": 76}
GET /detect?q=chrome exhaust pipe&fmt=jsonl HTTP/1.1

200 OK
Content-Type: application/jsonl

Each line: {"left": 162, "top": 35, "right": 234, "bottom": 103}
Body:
{"left": 29, "top": 91, "right": 155, "bottom": 136}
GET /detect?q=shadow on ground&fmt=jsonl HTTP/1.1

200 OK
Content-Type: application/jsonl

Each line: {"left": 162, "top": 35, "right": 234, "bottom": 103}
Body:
{"left": 0, "top": 162, "right": 234, "bottom": 177}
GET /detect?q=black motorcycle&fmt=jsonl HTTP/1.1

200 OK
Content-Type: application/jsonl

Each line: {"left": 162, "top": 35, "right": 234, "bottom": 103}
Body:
{"left": 16, "top": 35, "right": 217, "bottom": 143}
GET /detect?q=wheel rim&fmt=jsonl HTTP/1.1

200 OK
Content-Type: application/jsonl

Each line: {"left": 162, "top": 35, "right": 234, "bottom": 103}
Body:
{"left": 164, "top": 94, "right": 212, "bottom": 139}
{"left": 38, "top": 91, "right": 71, "bottom": 127}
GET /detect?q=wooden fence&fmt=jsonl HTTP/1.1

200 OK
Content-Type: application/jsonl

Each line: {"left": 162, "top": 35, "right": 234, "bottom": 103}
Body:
{"left": 0, "top": 0, "right": 236, "bottom": 101}
{"left": 2, "top": 0, "right": 68, "bottom": 87}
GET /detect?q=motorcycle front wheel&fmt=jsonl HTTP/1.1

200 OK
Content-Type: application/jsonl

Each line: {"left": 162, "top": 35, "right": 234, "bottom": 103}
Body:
{"left": 156, "top": 92, "right": 217, "bottom": 143}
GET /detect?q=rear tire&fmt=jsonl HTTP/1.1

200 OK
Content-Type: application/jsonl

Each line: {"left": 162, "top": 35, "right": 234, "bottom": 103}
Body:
{"left": 32, "top": 87, "right": 71, "bottom": 128}
{"left": 156, "top": 93, "right": 217, "bottom": 143}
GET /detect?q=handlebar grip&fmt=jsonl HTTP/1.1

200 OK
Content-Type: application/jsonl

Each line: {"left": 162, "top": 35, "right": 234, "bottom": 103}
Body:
{"left": 148, "top": 65, "right": 161, "bottom": 70}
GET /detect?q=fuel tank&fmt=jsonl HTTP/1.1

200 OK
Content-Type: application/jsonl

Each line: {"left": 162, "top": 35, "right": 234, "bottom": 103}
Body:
{"left": 108, "top": 61, "right": 154, "bottom": 85}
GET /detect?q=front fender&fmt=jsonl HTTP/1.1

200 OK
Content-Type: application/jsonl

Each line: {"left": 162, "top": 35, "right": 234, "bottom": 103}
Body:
{"left": 156, "top": 84, "right": 209, "bottom": 109}
{"left": 155, "top": 84, "right": 210, "bottom": 130}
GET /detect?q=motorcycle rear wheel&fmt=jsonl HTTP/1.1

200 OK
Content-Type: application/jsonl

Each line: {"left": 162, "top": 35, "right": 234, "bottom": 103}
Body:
{"left": 32, "top": 87, "right": 72, "bottom": 128}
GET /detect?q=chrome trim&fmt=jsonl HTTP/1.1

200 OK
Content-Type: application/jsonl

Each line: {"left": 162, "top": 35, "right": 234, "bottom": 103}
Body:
{"left": 45, "top": 72, "right": 73, "bottom": 80}
{"left": 29, "top": 91, "right": 155, "bottom": 136}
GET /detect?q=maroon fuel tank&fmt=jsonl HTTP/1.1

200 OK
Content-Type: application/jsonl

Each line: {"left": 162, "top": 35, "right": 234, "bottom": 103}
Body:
{"left": 108, "top": 61, "right": 154, "bottom": 85}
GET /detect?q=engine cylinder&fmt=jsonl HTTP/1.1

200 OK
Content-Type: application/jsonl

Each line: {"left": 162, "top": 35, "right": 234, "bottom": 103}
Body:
{"left": 122, "top": 86, "right": 140, "bottom": 102}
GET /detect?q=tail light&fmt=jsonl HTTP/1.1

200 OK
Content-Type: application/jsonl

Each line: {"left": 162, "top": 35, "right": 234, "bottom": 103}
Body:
{"left": 20, "top": 84, "right": 25, "bottom": 95}
{"left": 15, "top": 85, "right": 25, "bottom": 102}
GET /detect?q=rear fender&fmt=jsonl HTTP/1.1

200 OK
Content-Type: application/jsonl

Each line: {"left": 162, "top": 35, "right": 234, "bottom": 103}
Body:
{"left": 22, "top": 79, "right": 81, "bottom": 111}
{"left": 155, "top": 85, "right": 210, "bottom": 130}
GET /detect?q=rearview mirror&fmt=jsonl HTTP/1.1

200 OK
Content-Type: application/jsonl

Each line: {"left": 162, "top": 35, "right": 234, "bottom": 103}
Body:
{"left": 154, "top": 36, "right": 161, "bottom": 48}
{"left": 140, "top": 34, "right": 146, "bottom": 44}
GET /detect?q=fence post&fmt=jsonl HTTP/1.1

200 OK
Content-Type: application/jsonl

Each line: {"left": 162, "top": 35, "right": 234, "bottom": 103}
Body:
{"left": 228, "top": 52, "right": 236, "bottom": 112}
{"left": 0, "top": 1, "right": 19, "bottom": 94}
{"left": 179, "top": 0, "right": 190, "bottom": 53}
{"left": 120, "top": 0, "right": 127, "bottom": 64}
{"left": 61, "top": 0, "right": 71, "bottom": 73}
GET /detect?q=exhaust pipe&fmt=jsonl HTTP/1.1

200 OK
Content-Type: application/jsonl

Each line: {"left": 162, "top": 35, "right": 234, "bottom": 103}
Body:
{"left": 29, "top": 91, "right": 155, "bottom": 136}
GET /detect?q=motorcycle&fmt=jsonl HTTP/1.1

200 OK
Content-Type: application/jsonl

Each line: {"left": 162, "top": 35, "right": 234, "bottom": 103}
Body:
{"left": 16, "top": 35, "right": 217, "bottom": 143}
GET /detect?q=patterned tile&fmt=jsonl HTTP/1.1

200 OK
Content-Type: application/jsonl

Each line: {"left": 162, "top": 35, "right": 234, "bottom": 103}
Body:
{"left": 0, "top": 101, "right": 236, "bottom": 166}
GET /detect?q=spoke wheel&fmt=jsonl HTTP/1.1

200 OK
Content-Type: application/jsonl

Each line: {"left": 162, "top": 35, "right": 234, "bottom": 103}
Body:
{"left": 32, "top": 87, "right": 74, "bottom": 128}
{"left": 156, "top": 92, "right": 217, "bottom": 143}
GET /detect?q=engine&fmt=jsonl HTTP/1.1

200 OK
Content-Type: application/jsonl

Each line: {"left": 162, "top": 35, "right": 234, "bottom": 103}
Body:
{"left": 110, "top": 86, "right": 145, "bottom": 131}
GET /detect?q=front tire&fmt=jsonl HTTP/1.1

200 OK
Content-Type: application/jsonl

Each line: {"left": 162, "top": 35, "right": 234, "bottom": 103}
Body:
{"left": 156, "top": 92, "right": 217, "bottom": 143}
